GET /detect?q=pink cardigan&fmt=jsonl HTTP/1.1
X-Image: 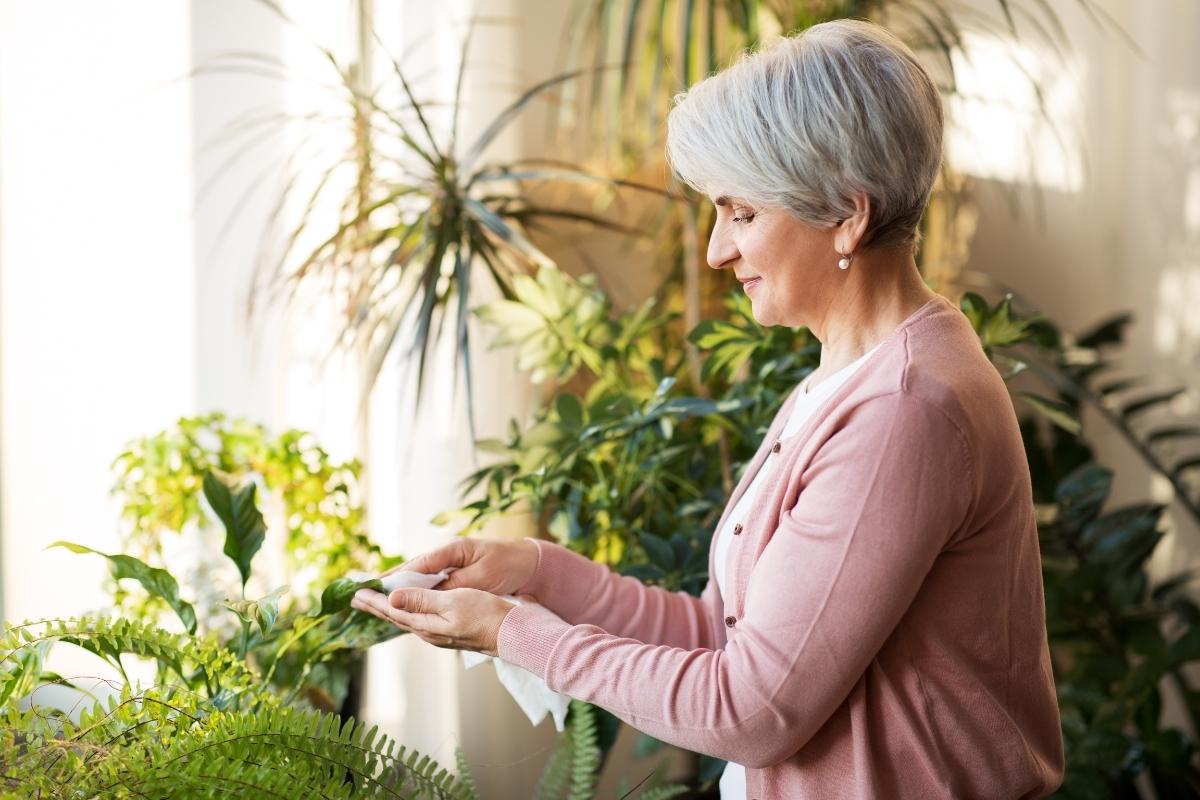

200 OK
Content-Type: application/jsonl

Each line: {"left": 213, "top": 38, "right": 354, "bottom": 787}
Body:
{"left": 497, "top": 294, "right": 1065, "bottom": 798}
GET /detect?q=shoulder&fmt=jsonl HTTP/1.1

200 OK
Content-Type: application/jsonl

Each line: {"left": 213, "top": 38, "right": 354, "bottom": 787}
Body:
{"left": 849, "top": 296, "right": 1007, "bottom": 445}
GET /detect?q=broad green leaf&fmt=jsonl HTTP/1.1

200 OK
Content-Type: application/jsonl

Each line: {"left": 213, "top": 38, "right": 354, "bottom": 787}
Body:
{"left": 639, "top": 531, "right": 675, "bottom": 571}
{"left": 49, "top": 541, "right": 197, "bottom": 633}
{"left": 202, "top": 471, "right": 267, "bottom": 588}
{"left": 1054, "top": 462, "right": 1113, "bottom": 534}
{"left": 556, "top": 394, "right": 584, "bottom": 430}
{"left": 315, "top": 577, "right": 383, "bottom": 617}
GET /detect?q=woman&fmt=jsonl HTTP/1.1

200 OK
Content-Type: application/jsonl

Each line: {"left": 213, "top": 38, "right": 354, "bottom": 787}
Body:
{"left": 352, "top": 18, "right": 1065, "bottom": 798}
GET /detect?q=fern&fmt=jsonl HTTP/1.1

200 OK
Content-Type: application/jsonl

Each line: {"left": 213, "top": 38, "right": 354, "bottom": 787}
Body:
{"left": 0, "top": 616, "right": 263, "bottom": 707}
{"left": 454, "top": 743, "right": 480, "bottom": 797}
{"left": 0, "top": 617, "right": 482, "bottom": 800}
{"left": 535, "top": 716, "right": 574, "bottom": 799}
{"left": 567, "top": 700, "right": 601, "bottom": 800}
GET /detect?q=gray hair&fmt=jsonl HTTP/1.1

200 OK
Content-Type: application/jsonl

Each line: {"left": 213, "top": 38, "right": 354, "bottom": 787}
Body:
{"left": 665, "top": 19, "right": 944, "bottom": 252}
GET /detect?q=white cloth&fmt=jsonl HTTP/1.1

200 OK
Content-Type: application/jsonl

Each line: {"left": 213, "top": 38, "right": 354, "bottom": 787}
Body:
{"left": 355, "top": 568, "right": 572, "bottom": 732}
{"left": 715, "top": 343, "right": 882, "bottom": 798}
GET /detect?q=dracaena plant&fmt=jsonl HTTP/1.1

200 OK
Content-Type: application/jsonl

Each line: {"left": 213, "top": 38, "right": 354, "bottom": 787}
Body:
{"left": 201, "top": 1, "right": 665, "bottom": 434}
{"left": 560, "top": 0, "right": 1127, "bottom": 159}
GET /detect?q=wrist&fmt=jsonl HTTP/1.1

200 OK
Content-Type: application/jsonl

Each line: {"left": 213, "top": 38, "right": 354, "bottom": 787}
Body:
{"left": 514, "top": 537, "right": 542, "bottom": 595}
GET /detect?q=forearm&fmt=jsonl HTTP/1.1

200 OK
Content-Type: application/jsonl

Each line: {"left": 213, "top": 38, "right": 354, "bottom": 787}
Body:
{"left": 515, "top": 538, "right": 723, "bottom": 652}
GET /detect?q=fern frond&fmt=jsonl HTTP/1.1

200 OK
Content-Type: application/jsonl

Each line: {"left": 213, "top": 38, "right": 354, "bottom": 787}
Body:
{"left": 535, "top": 717, "right": 574, "bottom": 799}
{"left": 637, "top": 785, "right": 690, "bottom": 800}
{"left": 1, "top": 617, "right": 264, "bottom": 707}
{"left": 454, "top": 743, "right": 480, "bottom": 798}
{"left": 567, "top": 700, "right": 600, "bottom": 800}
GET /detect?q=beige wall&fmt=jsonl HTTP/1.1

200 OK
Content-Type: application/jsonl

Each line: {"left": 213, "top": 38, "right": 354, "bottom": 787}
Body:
{"left": 964, "top": 0, "right": 1200, "bottom": 560}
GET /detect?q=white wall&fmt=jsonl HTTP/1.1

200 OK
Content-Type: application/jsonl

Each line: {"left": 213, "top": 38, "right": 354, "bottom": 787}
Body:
{"left": 0, "top": 1, "right": 197, "bottom": 627}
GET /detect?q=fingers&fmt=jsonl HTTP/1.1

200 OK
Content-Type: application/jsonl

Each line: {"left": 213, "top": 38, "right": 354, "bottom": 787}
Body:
{"left": 388, "top": 587, "right": 443, "bottom": 616}
{"left": 397, "top": 538, "right": 473, "bottom": 575}
{"left": 352, "top": 590, "right": 456, "bottom": 647}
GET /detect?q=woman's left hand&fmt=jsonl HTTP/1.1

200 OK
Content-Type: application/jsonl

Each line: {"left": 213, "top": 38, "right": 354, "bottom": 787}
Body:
{"left": 350, "top": 586, "right": 517, "bottom": 657}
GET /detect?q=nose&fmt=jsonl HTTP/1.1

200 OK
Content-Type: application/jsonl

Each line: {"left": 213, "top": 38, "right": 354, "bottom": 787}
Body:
{"left": 707, "top": 220, "right": 739, "bottom": 270}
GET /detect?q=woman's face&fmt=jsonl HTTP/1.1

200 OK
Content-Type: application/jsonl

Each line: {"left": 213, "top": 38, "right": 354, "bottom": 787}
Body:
{"left": 707, "top": 195, "right": 837, "bottom": 328}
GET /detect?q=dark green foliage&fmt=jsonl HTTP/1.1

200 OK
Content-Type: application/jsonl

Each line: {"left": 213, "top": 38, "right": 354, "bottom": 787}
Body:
{"left": 962, "top": 290, "right": 1200, "bottom": 797}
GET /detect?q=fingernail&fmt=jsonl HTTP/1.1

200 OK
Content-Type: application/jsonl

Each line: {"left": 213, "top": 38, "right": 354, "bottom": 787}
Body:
{"left": 354, "top": 589, "right": 371, "bottom": 601}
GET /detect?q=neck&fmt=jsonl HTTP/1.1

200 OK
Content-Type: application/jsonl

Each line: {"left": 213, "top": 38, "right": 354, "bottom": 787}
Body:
{"left": 809, "top": 247, "right": 937, "bottom": 375}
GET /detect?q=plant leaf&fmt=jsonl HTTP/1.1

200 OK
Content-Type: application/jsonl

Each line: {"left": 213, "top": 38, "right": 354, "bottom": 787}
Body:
{"left": 202, "top": 470, "right": 267, "bottom": 588}
{"left": 315, "top": 577, "right": 383, "bottom": 617}
{"left": 49, "top": 541, "right": 197, "bottom": 633}
{"left": 1019, "top": 392, "right": 1082, "bottom": 436}
{"left": 224, "top": 585, "right": 288, "bottom": 636}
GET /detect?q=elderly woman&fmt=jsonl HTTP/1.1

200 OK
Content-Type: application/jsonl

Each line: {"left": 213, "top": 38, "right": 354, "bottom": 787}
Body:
{"left": 352, "top": 18, "right": 1064, "bottom": 799}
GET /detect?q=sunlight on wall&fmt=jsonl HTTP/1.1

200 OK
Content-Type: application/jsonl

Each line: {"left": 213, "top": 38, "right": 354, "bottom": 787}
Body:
{"left": 1153, "top": 88, "right": 1200, "bottom": 363}
{"left": 945, "top": 31, "right": 1085, "bottom": 192}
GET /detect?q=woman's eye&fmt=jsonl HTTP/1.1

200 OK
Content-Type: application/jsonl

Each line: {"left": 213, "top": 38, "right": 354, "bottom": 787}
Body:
{"left": 732, "top": 210, "right": 755, "bottom": 223}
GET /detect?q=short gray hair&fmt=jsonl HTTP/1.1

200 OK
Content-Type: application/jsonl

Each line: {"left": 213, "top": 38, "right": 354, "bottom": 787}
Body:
{"left": 666, "top": 19, "right": 944, "bottom": 252}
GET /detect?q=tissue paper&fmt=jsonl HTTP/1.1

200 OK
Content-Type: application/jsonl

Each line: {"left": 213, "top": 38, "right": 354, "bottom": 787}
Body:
{"left": 353, "top": 568, "right": 572, "bottom": 732}
{"left": 460, "top": 595, "right": 572, "bottom": 732}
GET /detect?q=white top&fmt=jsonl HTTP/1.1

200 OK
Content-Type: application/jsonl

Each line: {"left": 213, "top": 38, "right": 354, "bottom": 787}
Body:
{"left": 716, "top": 342, "right": 883, "bottom": 799}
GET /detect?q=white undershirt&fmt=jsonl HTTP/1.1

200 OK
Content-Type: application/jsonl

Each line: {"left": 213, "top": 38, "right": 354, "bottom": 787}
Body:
{"left": 715, "top": 342, "right": 883, "bottom": 798}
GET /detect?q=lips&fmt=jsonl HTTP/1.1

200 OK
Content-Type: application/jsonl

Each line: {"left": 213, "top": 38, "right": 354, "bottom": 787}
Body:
{"left": 739, "top": 277, "right": 762, "bottom": 293}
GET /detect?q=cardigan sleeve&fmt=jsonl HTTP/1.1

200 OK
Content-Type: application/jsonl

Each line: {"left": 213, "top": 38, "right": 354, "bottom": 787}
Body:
{"left": 513, "top": 537, "right": 726, "bottom": 652}
{"left": 496, "top": 391, "right": 973, "bottom": 768}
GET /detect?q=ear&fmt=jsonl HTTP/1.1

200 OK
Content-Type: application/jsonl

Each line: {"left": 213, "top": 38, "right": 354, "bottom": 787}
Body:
{"left": 833, "top": 194, "right": 871, "bottom": 254}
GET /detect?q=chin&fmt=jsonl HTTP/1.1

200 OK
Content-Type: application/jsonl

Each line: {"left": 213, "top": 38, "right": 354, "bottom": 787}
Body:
{"left": 748, "top": 300, "right": 781, "bottom": 328}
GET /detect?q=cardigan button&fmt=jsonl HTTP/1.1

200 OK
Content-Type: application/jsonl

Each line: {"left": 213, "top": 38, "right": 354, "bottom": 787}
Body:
{"left": 724, "top": 615, "right": 737, "bottom": 627}
{"left": 771, "top": 441, "right": 781, "bottom": 454}
{"left": 733, "top": 523, "right": 743, "bottom": 535}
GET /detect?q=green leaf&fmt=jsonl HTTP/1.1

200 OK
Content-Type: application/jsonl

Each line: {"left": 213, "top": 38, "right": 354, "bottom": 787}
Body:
{"left": 1120, "top": 389, "right": 1186, "bottom": 422}
{"left": 959, "top": 292, "right": 988, "bottom": 332}
{"left": 1054, "top": 462, "right": 1113, "bottom": 535}
{"left": 1081, "top": 503, "right": 1165, "bottom": 573}
{"left": 639, "top": 531, "right": 675, "bottom": 571}
{"left": 555, "top": 394, "right": 584, "bottom": 430}
{"left": 202, "top": 470, "right": 267, "bottom": 588}
{"left": 315, "top": 577, "right": 383, "bottom": 618}
{"left": 1076, "top": 312, "right": 1133, "bottom": 349}
{"left": 1145, "top": 426, "right": 1200, "bottom": 445}
{"left": 224, "top": 585, "right": 287, "bottom": 635}
{"left": 1018, "top": 392, "right": 1082, "bottom": 436}
{"left": 49, "top": 541, "right": 197, "bottom": 633}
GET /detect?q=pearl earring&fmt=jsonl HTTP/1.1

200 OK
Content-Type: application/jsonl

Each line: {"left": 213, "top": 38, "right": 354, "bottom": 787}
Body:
{"left": 837, "top": 252, "right": 852, "bottom": 270}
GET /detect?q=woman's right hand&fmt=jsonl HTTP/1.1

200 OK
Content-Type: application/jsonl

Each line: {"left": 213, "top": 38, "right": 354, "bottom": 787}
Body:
{"left": 387, "top": 536, "right": 540, "bottom": 596}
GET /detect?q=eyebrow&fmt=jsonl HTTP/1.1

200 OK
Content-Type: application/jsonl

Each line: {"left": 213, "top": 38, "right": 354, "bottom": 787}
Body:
{"left": 713, "top": 195, "right": 729, "bottom": 206}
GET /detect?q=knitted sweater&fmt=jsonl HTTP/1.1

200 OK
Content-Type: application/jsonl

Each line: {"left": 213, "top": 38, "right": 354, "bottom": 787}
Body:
{"left": 496, "top": 294, "right": 1065, "bottom": 798}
